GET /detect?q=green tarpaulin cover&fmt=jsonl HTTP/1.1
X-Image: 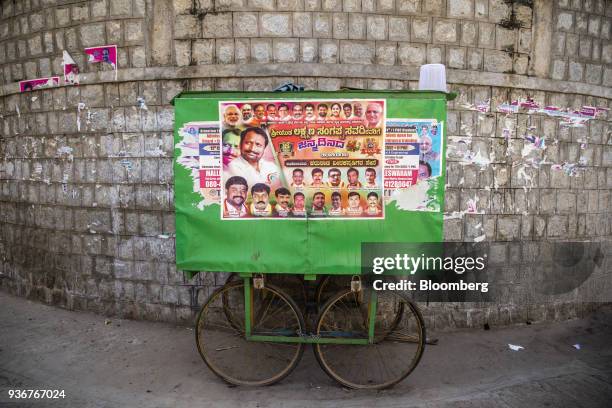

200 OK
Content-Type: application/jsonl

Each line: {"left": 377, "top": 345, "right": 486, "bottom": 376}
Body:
{"left": 173, "top": 91, "right": 449, "bottom": 276}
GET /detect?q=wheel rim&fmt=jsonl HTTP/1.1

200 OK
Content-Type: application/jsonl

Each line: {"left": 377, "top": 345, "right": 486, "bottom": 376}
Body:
{"left": 196, "top": 282, "right": 306, "bottom": 386}
{"left": 313, "top": 288, "right": 425, "bottom": 389}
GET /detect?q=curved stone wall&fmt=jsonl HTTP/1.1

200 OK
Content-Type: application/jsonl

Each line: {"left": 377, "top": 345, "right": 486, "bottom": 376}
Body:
{"left": 0, "top": 0, "right": 610, "bottom": 328}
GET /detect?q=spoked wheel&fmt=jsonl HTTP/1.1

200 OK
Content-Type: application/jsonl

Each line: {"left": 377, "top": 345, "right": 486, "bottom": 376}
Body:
{"left": 196, "top": 281, "right": 306, "bottom": 386}
{"left": 313, "top": 288, "right": 425, "bottom": 389}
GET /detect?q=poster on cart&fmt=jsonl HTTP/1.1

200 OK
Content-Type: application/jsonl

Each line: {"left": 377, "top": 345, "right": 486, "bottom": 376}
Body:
{"left": 384, "top": 118, "right": 443, "bottom": 212}
{"left": 218, "top": 99, "right": 386, "bottom": 220}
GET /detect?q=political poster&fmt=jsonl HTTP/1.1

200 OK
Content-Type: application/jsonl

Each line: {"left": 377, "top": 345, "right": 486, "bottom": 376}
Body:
{"left": 384, "top": 119, "right": 420, "bottom": 191}
{"left": 219, "top": 100, "right": 386, "bottom": 220}
{"left": 383, "top": 119, "right": 443, "bottom": 212}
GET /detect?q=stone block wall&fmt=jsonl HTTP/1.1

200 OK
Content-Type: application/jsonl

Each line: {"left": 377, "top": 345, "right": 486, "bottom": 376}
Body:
{"left": 0, "top": 0, "right": 610, "bottom": 328}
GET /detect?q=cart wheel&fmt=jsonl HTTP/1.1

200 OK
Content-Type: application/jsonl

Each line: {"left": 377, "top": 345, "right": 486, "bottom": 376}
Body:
{"left": 196, "top": 281, "right": 306, "bottom": 386}
{"left": 313, "top": 288, "right": 425, "bottom": 389}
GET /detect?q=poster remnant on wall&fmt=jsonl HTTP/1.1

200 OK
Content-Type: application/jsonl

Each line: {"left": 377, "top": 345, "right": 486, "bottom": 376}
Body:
{"left": 85, "top": 45, "right": 117, "bottom": 79}
{"left": 62, "top": 50, "right": 80, "bottom": 85}
{"left": 19, "top": 77, "right": 60, "bottom": 92}
{"left": 219, "top": 99, "right": 386, "bottom": 219}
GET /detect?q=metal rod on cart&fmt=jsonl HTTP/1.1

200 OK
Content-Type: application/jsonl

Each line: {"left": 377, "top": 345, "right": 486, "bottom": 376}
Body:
{"left": 368, "top": 290, "right": 378, "bottom": 344}
{"left": 244, "top": 276, "right": 252, "bottom": 337}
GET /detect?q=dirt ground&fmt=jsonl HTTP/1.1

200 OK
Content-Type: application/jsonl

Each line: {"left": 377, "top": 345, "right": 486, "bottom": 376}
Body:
{"left": 1, "top": 293, "right": 611, "bottom": 407}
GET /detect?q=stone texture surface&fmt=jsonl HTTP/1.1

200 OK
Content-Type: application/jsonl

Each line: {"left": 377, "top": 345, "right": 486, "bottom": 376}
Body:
{"left": 0, "top": 0, "right": 610, "bottom": 330}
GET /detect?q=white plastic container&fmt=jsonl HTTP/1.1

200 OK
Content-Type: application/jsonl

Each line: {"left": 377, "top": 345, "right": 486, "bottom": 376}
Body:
{"left": 418, "top": 64, "right": 447, "bottom": 93}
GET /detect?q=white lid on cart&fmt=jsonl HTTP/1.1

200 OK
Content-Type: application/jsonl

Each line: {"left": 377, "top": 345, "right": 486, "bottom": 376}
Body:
{"left": 418, "top": 64, "right": 447, "bottom": 93}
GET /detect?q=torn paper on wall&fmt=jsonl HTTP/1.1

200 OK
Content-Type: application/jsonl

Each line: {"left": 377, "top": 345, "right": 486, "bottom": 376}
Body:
{"left": 62, "top": 50, "right": 80, "bottom": 85}
{"left": 77, "top": 102, "right": 86, "bottom": 131}
{"left": 19, "top": 77, "right": 60, "bottom": 92}
{"left": 460, "top": 149, "right": 492, "bottom": 169}
{"left": 388, "top": 176, "right": 441, "bottom": 212}
{"left": 516, "top": 165, "right": 536, "bottom": 191}
{"left": 85, "top": 44, "right": 118, "bottom": 80}
{"left": 460, "top": 99, "right": 491, "bottom": 113}
{"left": 136, "top": 97, "right": 148, "bottom": 110}
{"left": 466, "top": 196, "right": 479, "bottom": 213}
{"left": 551, "top": 161, "right": 585, "bottom": 177}
{"left": 56, "top": 146, "right": 74, "bottom": 161}
{"left": 497, "top": 99, "right": 608, "bottom": 128}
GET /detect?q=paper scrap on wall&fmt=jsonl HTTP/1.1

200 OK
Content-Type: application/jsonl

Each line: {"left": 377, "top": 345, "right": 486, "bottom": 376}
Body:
{"left": 19, "top": 77, "right": 60, "bottom": 92}
{"left": 62, "top": 50, "right": 79, "bottom": 85}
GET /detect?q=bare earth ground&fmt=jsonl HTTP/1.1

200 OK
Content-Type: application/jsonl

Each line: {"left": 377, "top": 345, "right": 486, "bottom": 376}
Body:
{"left": 1, "top": 293, "right": 611, "bottom": 408}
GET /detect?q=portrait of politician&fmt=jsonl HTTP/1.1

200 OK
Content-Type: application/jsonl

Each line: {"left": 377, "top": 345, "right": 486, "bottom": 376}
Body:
{"left": 364, "top": 103, "right": 383, "bottom": 128}
{"left": 277, "top": 103, "right": 291, "bottom": 121}
{"left": 346, "top": 191, "right": 363, "bottom": 216}
{"left": 241, "top": 104, "right": 253, "bottom": 121}
{"left": 266, "top": 104, "right": 277, "bottom": 121}
{"left": 342, "top": 103, "right": 352, "bottom": 119}
{"left": 310, "top": 191, "right": 327, "bottom": 217}
{"left": 419, "top": 134, "right": 440, "bottom": 163}
{"left": 325, "top": 168, "right": 345, "bottom": 188}
{"left": 304, "top": 103, "right": 316, "bottom": 122}
{"left": 250, "top": 183, "right": 272, "bottom": 217}
{"left": 346, "top": 167, "right": 363, "bottom": 189}
{"left": 310, "top": 168, "right": 325, "bottom": 188}
{"left": 366, "top": 191, "right": 381, "bottom": 216}
{"left": 223, "top": 176, "right": 249, "bottom": 218}
{"left": 328, "top": 191, "right": 345, "bottom": 216}
{"left": 364, "top": 167, "right": 377, "bottom": 188}
{"left": 274, "top": 187, "right": 292, "bottom": 217}
{"left": 317, "top": 103, "right": 328, "bottom": 120}
{"left": 222, "top": 104, "right": 242, "bottom": 131}
{"left": 292, "top": 192, "right": 306, "bottom": 217}
{"left": 327, "top": 103, "right": 344, "bottom": 121}
{"left": 226, "top": 127, "right": 279, "bottom": 188}
{"left": 291, "top": 168, "right": 305, "bottom": 189}
{"left": 418, "top": 160, "right": 432, "bottom": 181}
{"left": 292, "top": 104, "right": 304, "bottom": 120}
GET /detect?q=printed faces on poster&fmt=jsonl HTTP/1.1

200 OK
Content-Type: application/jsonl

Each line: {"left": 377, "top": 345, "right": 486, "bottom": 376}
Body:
{"left": 219, "top": 99, "right": 385, "bottom": 220}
